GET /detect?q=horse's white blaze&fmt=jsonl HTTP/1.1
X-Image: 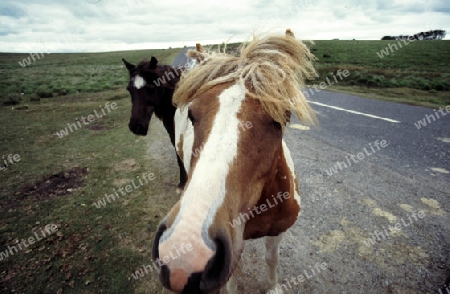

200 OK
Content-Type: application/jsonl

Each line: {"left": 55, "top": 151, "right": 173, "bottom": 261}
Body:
{"left": 160, "top": 82, "right": 246, "bottom": 257}
{"left": 133, "top": 75, "right": 146, "bottom": 89}
{"left": 282, "top": 140, "right": 301, "bottom": 216}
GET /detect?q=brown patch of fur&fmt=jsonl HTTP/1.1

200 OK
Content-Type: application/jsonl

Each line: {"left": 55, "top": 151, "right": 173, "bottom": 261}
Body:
{"left": 174, "top": 29, "right": 317, "bottom": 126}
{"left": 243, "top": 145, "right": 300, "bottom": 239}
{"left": 184, "top": 83, "right": 224, "bottom": 173}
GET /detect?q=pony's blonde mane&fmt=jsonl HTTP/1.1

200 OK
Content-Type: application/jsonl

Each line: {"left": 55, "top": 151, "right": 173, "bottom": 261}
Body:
{"left": 174, "top": 29, "right": 317, "bottom": 125}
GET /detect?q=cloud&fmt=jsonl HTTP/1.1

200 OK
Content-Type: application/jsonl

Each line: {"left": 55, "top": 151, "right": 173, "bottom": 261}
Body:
{"left": 0, "top": 3, "right": 26, "bottom": 18}
{"left": 431, "top": 0, "right": 450, "bottom": 13}
{"left": 0, "top": 0, "right": 448, "bottom": 53}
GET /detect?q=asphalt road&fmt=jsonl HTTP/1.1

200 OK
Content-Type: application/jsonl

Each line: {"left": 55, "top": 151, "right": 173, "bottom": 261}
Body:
{"left": 276, "top": 93, "right": 450, "bottom": 293}
{"left": 303, "top": 90, "right": 450, "bottom": 181}
{"left": 172, "top": 47, "right": 195, "bottom": 68}
{"left": 168, "top": 50, "right": 450, "bottom": 293}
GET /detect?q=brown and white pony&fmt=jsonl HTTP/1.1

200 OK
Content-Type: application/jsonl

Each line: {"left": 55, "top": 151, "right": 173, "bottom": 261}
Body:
{"left": 122, "top": 57, "right": 187, "bottom": 192}
{"left": 152, "top": 30, "right": 317, "bottom": 293}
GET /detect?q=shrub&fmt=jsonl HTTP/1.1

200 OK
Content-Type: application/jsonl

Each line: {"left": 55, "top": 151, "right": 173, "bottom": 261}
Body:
{"left": 357, "top": 76, "right": 368, "bottom": 84}
{"left": 389, "top": 78, "right": 399, "bottom": 87}
{"left": 412, "top": 77, "right": 431, "bottom": 91}
{"left": 55, "top": 87, "right": 70, "bottom": 96}
{"left": 352, "top": 71, "right": 363, "bottom": 80}
{"left": 431, "top": 80, "right": 447, "bottom": 91}
{"left": 421, "top": 83, "right": 431, "bottom": 91}
{"left": 101, "top": 82, "right": 112, "bottom": 91}
{"left": 2, "top": 92, "right": 22, "bottom": 105}
{"left": 29, "top": 93, "right": 40, "bottom": 102}
{"left": 36, "top": 85, "right": 53, "bottom": 98}
{"left": 398, "top": 79, "right": 411, "bottom": 88}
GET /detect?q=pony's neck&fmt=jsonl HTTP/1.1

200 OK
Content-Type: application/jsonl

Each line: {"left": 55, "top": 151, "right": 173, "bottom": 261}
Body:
{"left": 158, "top": 100, "right": 177, "bottom": 146}
{"left": 153, "top": 65, "right": 181, "bottom": 118}
{"left": 153, "top": 68, "right": 180, "bottom": 146}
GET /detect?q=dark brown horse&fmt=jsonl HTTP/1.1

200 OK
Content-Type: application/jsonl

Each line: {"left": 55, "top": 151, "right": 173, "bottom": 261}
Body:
{"left": 122, "top": 56, "right": 187, "bottom": 192}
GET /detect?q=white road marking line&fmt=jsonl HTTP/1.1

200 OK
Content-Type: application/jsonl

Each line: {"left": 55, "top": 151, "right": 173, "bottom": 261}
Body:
{"left": 430, "top": 167, "right": 449, "bottom": 174}
{"left": 289, "top": 124, "right": 310, "bottom": 131}
{"left": 307, "top": 101, "right": 401, "bottom": 123}
{"left": 437, "top": 137, "right": 450, "bottom": 143}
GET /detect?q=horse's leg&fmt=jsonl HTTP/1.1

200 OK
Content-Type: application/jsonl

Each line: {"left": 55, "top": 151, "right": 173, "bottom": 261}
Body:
{"left": 176, "top": 153, "right": 187, "bottom": 194}
{"left": 162, "top": 108, "right": 187, "bottom": 194}
{"left": 265, "top": 234, "right": 283, "bottom": 293}
{"left": 221, "top": 273, "right": 238, "bottom": 294}
{"left": 220, "top": 254, "right": 243, "bottom": 294}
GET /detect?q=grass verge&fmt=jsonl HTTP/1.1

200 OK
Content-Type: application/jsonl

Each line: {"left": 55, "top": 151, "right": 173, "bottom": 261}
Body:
{"left": 1, "top": 74, "right": 178, "bottom": 294}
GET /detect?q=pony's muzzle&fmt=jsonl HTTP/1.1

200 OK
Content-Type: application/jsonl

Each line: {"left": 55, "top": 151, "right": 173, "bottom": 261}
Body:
{"left": 128, "top": 118, "right": 149, "bottom": 136}
{"left": 152, "top": 224, "right": 231, "bottom": 293}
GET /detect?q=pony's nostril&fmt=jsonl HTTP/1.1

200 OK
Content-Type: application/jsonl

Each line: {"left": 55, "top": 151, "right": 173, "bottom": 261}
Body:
{"left": 129, "top": 122, "right": 148, "bottom": 136}
{"left": 160, "top": 264, "right": 172, "bottom": 291}
{"left": 199, "top": 233, "right": 231, "bottom": 291}
{"left": 152, "top": 223, "right": 167, "bottom": 262}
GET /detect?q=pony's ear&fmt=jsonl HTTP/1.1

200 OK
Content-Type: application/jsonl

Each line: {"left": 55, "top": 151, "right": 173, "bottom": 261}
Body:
{"left": 187, "top": 43, "right": 208, "bottom": 63}
{"left": 122, "top": 58, "right": 135, "bottom": 71}
{"left": 285, "top": 29, "right": 295, "bottom": 38}
{"left": 149, "top": 56, "right": 158, "bottom": 69}
{"left": 196, "top": 43, "right": 205, "bottom": 52}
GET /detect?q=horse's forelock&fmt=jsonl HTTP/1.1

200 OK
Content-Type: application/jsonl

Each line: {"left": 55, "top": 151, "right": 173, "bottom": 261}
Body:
{"left": 173, "top": 30, "right": 318, "bottom": 126}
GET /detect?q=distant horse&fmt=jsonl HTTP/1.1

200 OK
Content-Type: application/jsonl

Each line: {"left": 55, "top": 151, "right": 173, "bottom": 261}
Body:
{"left": 122, "top": 57, "right": 187, "bottom": 192}
{"left": 152, "top": 29, "right": 317, "bottom": 293}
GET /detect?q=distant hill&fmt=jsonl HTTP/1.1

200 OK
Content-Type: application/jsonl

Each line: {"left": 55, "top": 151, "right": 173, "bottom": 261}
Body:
{"left": 381, "top": 29, "right": 446, "bottom": 40}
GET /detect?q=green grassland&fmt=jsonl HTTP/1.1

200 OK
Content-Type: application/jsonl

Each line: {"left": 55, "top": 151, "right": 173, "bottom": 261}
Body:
{"left": 0, "top": 40, "right": 449, "bottom": 293}
{"left": 210, "top": 40, "right": 450, "bottom": 107}
{"left": 1, "top": 40, "right": 450, "bottom": 108}
{"left": 0, "top": 48, "right": 181, "bottom": 104}
{"left": 310, "top": 40, "right": 450, "bottom": 107}
{"left": 0, "top": 50, "right": 180, "bottom": 293}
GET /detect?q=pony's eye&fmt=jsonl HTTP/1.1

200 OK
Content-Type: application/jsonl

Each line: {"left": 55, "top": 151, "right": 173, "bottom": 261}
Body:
{"left": 188, "top": 110, "right": 195, "bottom": 123}
{"left": 272, "top": 120, "right": 282, "bottom": 130}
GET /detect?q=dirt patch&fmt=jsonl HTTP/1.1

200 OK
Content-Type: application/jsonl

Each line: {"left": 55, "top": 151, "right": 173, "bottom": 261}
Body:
{"left": 421, "top": 197, "right": 446, "bottom": 216}
{"left": 35, "top": 134, "right": 55, "bottom": 144}
{"left": 85, "top": 122, "right": 111, "bottom": 131}
{"left": 3, "top": 167, "right": 88, "bottom": 209}
{"left": 113, "top": 158, "right": 138, "bottom": 172}
{"left": 113, "top": 178, "right": 130, "bottom": 187}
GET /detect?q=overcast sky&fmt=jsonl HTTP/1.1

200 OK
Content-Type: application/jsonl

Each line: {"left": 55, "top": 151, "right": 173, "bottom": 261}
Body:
{"left": 1, "top": 0, "right": 449, "bottom": 53}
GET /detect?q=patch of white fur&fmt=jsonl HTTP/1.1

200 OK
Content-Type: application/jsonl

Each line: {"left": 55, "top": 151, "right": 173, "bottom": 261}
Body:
{"left": 175, "top": 105, "right": 194, "bottom": 173}
{"left": 162, "top": 83, "right": 246, "bottom": 249}
{"left": 281, "top": 140, "right": 301, "bottom": 216}
{"left": 223, "top": 274, "right": 238, "bottom": 294}
{"left": 133, "top": 75, "right": 146, "bottom": 89}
